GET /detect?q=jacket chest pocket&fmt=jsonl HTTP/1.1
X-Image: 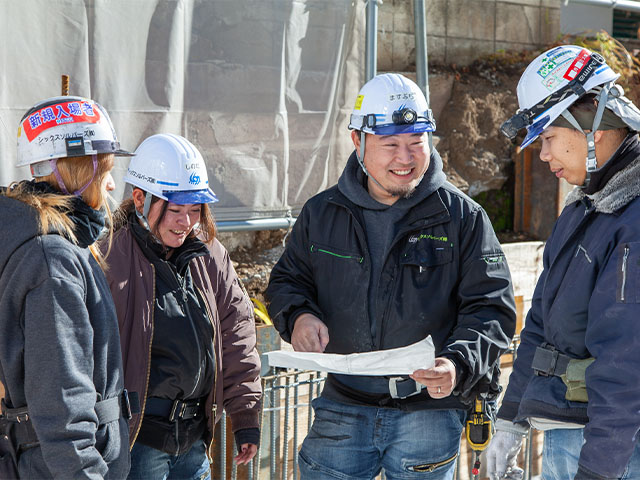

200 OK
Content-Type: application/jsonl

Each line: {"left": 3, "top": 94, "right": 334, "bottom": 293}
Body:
{"left": 309, "top": 242, "right": 364, "bottom": 264}
{"left": 401, "top": 242, "right": 453, "bottom": 272}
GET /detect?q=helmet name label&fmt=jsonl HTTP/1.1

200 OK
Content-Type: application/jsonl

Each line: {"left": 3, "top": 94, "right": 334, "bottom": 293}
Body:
{"left": 23, "top": 101, "right": 101, "bottom": 143}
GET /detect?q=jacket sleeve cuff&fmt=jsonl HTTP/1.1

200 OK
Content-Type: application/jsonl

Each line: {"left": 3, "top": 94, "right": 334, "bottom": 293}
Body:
{"left": 234, "top": 428, "right": 260, "bottom": 449}
{"left": 229, "top": 408, "right": 260, "bottom": 432}
{"left": 495, "top": 418, "right": 529, "bottom": 436}
{"left": 575, "top": 464, "right": 619, "bottom": 480}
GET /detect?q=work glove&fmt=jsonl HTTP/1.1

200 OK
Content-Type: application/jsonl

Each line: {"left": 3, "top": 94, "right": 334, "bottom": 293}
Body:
{"left": 483, "top": 418, "right": 528, "bottom": 480}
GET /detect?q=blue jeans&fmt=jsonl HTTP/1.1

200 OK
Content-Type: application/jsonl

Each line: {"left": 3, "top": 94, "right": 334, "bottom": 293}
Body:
{"left": 542, "top": 428, "right": 640, "bottom": 480}
{"left": 128, "top": 440, "right": 211, "bottom": 480}
{"left": 299, "top": 396, "right": 466, "bottom": 480}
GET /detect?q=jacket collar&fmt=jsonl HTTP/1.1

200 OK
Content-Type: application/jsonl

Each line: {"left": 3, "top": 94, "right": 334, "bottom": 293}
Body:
{"left": 565, "top": 143, "right": 640, "bottom": 214}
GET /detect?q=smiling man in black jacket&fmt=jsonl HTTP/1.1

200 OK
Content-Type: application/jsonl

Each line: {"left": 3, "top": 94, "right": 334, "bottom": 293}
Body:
{"left": 267, "top": 73, "right": 516, "bottom": 480}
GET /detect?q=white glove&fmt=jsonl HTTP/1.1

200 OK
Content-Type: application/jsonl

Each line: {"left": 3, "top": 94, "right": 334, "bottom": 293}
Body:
{"left": 483, "top": 419, "right": 527, "bottom": 480}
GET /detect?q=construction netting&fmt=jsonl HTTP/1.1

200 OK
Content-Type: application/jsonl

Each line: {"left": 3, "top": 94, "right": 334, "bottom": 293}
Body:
{"left": 0, "top": 0, "right": 365, "bottom": 221}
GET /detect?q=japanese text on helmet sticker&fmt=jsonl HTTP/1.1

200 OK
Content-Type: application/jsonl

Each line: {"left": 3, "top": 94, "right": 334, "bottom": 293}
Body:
{"left": 127, "top": 168, "right": 156, "bottom": 184}
{"left": 354, "top": 95, "right": 364, "bottom": 110}
{"left": 23, "top": 101, "right": 101, "bottom": 143}
{"left": 563, "top": 49, "right": 591, "bottom": 81}
{"left": 37, "top": 130, "right": 96, "bottom": 146}
{"left": 389, "top": 92, "right": 415, "bottom": 102}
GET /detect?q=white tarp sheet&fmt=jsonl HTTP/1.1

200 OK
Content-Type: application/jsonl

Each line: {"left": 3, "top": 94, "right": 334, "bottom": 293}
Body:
{"left": 0, "top": 0, "right": 364, "bottom": 221}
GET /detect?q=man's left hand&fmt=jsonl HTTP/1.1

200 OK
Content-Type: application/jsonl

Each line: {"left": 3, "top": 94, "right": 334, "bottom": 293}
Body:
{"left": 410, "top": 357, "right": 457, "bottom": 398}
{"left": 234, "top": 443, "right": 258, "bottom": 465}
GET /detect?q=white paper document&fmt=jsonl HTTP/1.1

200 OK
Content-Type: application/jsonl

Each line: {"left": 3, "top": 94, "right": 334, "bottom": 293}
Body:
{"left": 265, "top": 336, "right": 435, "bottom": 376}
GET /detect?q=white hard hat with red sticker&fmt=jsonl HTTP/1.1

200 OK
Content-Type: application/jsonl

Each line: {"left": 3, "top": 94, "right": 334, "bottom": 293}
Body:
{"left": 501, "top": 45, "right": 619, "bottom": 148}
{"left": 16, "top": 96, "right": 132, "bottom": 176}
{"left": 124, "top": 133, "right": 217, "bottom": 205}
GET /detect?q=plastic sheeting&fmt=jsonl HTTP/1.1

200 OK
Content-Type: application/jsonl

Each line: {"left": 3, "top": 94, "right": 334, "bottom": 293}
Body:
{"left": 0, "top": 0, "right": 365, "bottom": 221}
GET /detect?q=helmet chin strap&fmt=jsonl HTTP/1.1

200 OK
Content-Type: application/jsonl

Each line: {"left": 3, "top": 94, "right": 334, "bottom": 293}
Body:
{"left": 560, "top": 84, "right": 611, "bottom": 189}
{"left": 355, "top": 130, "right": 432, "bottom": 197}
{"left": 135, "top": 191, "right": 154, "bottom": 232}
{"left": 50, "top": 155, "right": 98, "bottom": 196}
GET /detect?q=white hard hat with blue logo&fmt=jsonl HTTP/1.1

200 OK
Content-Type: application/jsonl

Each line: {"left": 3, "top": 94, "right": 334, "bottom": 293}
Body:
{"left": 124, "top": 133, "right": 217, "bottom": 205}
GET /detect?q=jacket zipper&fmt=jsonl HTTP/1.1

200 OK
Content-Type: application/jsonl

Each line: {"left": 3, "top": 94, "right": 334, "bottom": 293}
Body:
{"left": 131, "top": 263, "right": 156, "bottom": 449}
{"left": 377, "top": 218, "right": 450, "bottom": 348}
{"left": 310, "top": 245, "right": 363, "bottom": 263}
{"left": 408, "top": 452, "right": 458, "bottom": 472}
{"left": 182, "top": 290, "right": 203, "bottom": 401}
{"left": 621, "top": 246, "right": 629, "bottom": 302}
{"left": 196, "top": 285, "right": 218, "bottom": 463}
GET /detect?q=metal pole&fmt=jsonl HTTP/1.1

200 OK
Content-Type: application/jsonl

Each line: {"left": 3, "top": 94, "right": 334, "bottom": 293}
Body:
{"left": 365, "top": 0, "right": 379, "bottom": 81}
{"left": 216, "top": 216, "right": 295, "bottom": 233}
{"left": 414, "top": 0, "right": 430, "bottom": 103}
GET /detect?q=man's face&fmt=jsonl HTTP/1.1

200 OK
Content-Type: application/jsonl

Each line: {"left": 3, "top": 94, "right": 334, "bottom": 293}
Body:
{"left": 538, "top": 126, "right": 592, "bottom": 186}
{"left": 351, "top": 130, "right": 430, "bottom": 205}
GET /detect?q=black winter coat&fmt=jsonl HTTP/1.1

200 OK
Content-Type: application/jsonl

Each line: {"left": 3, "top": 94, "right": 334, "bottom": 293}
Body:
{"left": 267, "top": 177, "right": 516, "bottom": 410}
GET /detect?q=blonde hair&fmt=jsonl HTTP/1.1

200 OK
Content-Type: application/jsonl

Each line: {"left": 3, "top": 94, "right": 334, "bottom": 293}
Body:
{"left": 6, "top": 153, "right": 115, "bottom": 269}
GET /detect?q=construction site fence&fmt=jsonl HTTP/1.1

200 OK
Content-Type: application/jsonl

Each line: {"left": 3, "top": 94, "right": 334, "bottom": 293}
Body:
{"left": 212, "top": 366, "right": 541, "bottom": 480}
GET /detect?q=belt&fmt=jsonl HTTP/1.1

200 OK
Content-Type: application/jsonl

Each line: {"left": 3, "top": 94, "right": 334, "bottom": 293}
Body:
{"left": 532, "top": 344, "right": 572, "bottom": 377}
{"left": 332, "top": 374, "right": 424, "bottom": 400}
{"left": 1, "top": 390, "right": 139, "bottom": 451}
{"left": 144, "top": 398, "right": 204, "bottom": 422}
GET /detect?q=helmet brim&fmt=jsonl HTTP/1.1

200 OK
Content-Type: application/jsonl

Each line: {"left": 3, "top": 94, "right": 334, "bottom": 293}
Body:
{"left": 520, "top": 115, "right": 550, "bottom": 149}
{"left": 164, "top": 188, "right": 218, "bottom": 205}
{"left": 371, "top": 122, "right": 435, "bottom": 135}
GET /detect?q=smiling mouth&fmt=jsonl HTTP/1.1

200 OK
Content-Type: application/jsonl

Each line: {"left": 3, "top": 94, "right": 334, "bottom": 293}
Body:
{"left": 170, "top": 230, "right": 186, "bottom": 235}
{"left": 390, "top": 168, "right": 413, "bottom": 176}
{"left": 551, "top": 168, "right": 563, "bottom": 178}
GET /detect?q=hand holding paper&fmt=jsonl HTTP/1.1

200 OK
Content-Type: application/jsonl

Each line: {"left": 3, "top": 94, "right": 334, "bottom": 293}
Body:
{"left": 266, "top": 336, "right": 435, "bottom": 376}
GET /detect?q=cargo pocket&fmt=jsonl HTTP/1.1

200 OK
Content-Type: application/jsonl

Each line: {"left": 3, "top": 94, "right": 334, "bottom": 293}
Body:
{"left": 560, "top": 357, "right": 594, "bottom": 403}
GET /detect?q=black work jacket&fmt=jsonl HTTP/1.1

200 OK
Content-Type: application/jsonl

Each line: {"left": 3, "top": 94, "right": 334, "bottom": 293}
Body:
{"left": 266, "top": 180, "right": 516, "bottom": 409}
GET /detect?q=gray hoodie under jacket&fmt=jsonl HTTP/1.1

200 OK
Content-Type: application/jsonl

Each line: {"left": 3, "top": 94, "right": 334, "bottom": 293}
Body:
{"left": 0, "top": 193, "right": 129, "bottom": 479}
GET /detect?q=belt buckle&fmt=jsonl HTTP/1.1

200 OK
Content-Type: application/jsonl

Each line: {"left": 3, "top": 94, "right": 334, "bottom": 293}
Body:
{"left": 388, "top": 377, "right": 423, "bottom": 400}
{"left": 533, "top": 345, "right": 559, "bottom": 377}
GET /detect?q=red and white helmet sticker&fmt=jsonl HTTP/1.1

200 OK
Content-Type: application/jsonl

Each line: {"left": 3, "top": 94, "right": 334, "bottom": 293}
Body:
{"left": 22, "top": 100, "right": 101, "bottom": 142}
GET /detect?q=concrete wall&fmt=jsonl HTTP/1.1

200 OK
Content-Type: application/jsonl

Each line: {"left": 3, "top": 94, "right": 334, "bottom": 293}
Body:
{"left": 378, "top": 0, "right": 562, "bottom": 69}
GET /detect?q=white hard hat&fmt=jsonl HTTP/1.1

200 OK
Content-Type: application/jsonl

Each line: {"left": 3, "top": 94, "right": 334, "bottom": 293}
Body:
{"left": 348, "top": 73, "right": 435, "bottom": 134}
{"left": 17, "top": 96, "right": 132, "bottom": 176}
{"left": 501, "top": 45, "right": 620, "bottom": 148}
{"left": 124, "top": 133, "right": 217, "bottom": 205}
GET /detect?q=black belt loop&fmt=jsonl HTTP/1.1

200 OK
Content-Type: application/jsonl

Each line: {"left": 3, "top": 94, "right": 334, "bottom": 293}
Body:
{"left": 532, "top": 344, "right": 572, "bottom": 377}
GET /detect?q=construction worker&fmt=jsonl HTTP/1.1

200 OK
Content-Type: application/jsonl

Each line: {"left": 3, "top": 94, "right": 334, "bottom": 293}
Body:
{"left": 266, "top": 73, "right": 516, "bottom": 479}
{"left": 102, "top": 134, "right": 262, "bottom": 479}
{"left": 0, "top": 96, "right": 133, "bottom": 478}
{"left": 485, "top": 45, "right": 640, "bottom": 480}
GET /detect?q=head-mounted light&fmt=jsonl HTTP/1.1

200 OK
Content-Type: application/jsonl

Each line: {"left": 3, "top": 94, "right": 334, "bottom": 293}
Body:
{"left": 392, "top": 108, "right": 418, "bottom": 125}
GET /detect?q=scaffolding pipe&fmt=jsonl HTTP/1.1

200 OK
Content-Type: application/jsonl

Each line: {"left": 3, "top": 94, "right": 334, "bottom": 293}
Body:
{"left": 413, "top": 0, "right": 430, "bottom": 103}
{"left": 365, "top": 0, "right": 379, "bottom": 81}
{"left": 566, "top": 0, "right": 640, "bottom": 13}
{"left": 216, "top": 216, "right": 295, "bottom": 233}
